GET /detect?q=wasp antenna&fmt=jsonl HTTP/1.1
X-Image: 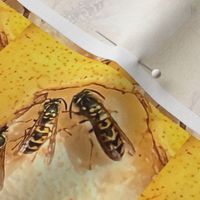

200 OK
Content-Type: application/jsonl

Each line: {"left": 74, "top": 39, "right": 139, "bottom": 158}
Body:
{"left": 85, "top": 89, "right": 105, "bottom": 99}
{"left": 58, "top": 98, "right": 68, "bottom": 111}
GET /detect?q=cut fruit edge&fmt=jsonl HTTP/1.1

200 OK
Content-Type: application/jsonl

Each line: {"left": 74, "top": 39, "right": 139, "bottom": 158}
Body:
{"left": 0, "top": 1, "right": 198, "bottom": 199}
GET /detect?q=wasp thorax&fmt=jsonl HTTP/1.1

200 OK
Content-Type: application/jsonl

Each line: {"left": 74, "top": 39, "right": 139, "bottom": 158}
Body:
{"left": 44, "top": 99, "right": 61, "bottom": 109}
{"left": 83, "top": 97, "right": 97, "bottom": 108}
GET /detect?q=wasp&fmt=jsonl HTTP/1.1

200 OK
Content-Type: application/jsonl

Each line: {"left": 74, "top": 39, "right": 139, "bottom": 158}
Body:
{"left": 0, "top": 125, "right": 8, "bottom": 190}
{"left": 14, "top": 98, "right": 67, "bottom": 164}
{"left": 69, "top": 89, "right": 135, "bottom": 165}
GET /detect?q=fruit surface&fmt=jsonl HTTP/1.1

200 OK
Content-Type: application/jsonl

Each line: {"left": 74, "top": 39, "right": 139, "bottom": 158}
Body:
{"left": 0, "top": 2, "right": 194, "bottom": 200}
{"left": 139, "top": 137, "right": 200, "bottom": 200}
{"left": 0, "top": 24, "right": 133, "bottom": 126}
{"left": 0, "top": 1, "right": 30, "bottom": 43}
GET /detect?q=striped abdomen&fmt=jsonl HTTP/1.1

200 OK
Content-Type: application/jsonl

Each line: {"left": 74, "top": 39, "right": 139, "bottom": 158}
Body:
{"left": 89, "top": 106, "right": 125, "bottom": 161}
{"left": 23, "top": 126, "right": 50, "bottom": 154}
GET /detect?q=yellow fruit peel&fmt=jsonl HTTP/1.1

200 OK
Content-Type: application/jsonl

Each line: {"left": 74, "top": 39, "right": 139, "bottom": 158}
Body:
{"left": 0, "top": 2, "right": 191, "bottom": 161}
{"left": 0, "top": 1, "right": 30, "bottom": 42}
{"left": 149, "top": 104, "right": 190, "bottom": 160}
{"left": 0, "top": 3, "right": 195, "bottom": 198}
{"left": 138, "top": 136, "right": 200, "bottom": 200}
{"left": 131, "top": 90, "right": 190, "bottom": 165}
{"left": 0, "top": 24, "right": 133, "bottom": 126}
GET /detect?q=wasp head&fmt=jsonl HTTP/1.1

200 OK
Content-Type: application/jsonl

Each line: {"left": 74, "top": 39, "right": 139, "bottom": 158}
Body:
{"left": 44, "top": 98, "right": 62, "bottom": 109}
{"left": 69, "top": 89, "right": 105, "bottom": 118}
{"left": 43, "top": 98, "right": 62, "bottom": 119}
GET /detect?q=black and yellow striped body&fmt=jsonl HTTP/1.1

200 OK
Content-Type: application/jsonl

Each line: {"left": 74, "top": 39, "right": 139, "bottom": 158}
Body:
{"left": 71, "top": 89, "right": 125, "bottom": 161}
{"left": 23, "top": 126, "right": 51, "bottom": 154}
{"left": 20, "top": 99, "right": 63, "bottom": 154}
{"left": 90, "top": 106, "right": 125, "bottom": 161}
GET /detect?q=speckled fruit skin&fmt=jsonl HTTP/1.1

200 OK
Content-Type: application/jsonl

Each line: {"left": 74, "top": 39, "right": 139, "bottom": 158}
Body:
{"left": 0, "top": 21, "right": 189, "bottom": 160}
{"left": 0, "top": 1, "right": 189, "bottom": 156}
{"left": 149, "top": 105, "right": 189, "bottom": 159}
{"left": 0, "top": 23, "right": 134, "bottom": 126}
{"left": 0, "top": 1, "right": 194, "bottom": 200}
{"left": 139, "top": 137, "right": 200, "bottom": 200}
{"left": 0, "top": 1, "right": 30, "bottom": 41}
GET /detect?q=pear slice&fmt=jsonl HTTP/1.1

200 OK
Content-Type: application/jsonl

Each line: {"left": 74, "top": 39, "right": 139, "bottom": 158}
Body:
{"left": 149, "top": 104, "right": 189, "bottom": 163}
{"left": 0, "top": 24, "right": 133, "bottom": 126}
{"left": 137, "top": 136, "right": 200, "bottom": 200}
{"left": 0, "top": 2, "right": 192, "bottom": 199}
{"left": 0, "top": 0, "right": 30, "bottom": 47}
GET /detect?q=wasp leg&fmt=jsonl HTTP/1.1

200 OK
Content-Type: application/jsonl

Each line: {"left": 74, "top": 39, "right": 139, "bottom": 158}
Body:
{"left": 11, "top": 128, "right": 31, "bottom": 151}
{"left": 79, "top": 119, "right": 89, "bottom": 124}
{"left": 31, "top": 152, "right": 38, "bottom": 163}
{"left": 14, "top": 119, "right": 33, "bottom": 124}
{"left": 10, "top": 135, "right": 25, "bottom": 143}
{"left": 63, "top": 128, "right": 72, "bottom": 136}
{"left": 70, "top": 119, "right": 89, "bottom": 129}
{"left": 12, "top": 139, "right": 24, "bottom": 151}
{"left": 62, "top": 110, "right": 81, "bottom": 115}
{"left": 58, "top": 128, "right": 72, "bottom": 136}
{"left": 89, "top": 129, "right": 94, "bottom": 133}
{"left": 88, "top": 135, "right": 94, "bottom": 170}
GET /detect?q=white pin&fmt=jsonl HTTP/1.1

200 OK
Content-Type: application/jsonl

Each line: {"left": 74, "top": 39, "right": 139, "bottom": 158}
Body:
{"left": 96, "top": 31, "right": 161, "bottom": 79}
{"left": 138, "top": 61, "right": 161, "bottom": 79}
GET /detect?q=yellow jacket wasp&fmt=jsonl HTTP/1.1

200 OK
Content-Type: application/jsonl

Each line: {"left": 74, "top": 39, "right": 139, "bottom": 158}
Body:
{"left": 69, "top": 89, "right": 135, "bottom": 166}
{"left": 13, "top": 98, "right": 67, "bottom": 164}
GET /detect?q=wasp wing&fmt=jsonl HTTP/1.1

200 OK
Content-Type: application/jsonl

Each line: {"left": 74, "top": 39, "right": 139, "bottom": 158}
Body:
{"left": 45, "top": 117, "right": 58, "bottom": 165}
{"left": 116, "top": 124, "right": 136, "bottom": 155}
{"left": 102, "top": 103, "right": 136, "bottom": 155}
{"left": 15, "top": 111, "right": 45, "bottom": 153}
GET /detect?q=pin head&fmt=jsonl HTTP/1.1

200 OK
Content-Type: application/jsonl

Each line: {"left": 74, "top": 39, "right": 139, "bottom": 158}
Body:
{"left": 151, "top": 69, "right": 161, "bottom": 78}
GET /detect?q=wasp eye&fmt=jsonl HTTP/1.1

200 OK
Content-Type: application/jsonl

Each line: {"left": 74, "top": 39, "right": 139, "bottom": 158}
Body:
{"left": 73, "top": 96, "right": 80, "bottom": 104}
